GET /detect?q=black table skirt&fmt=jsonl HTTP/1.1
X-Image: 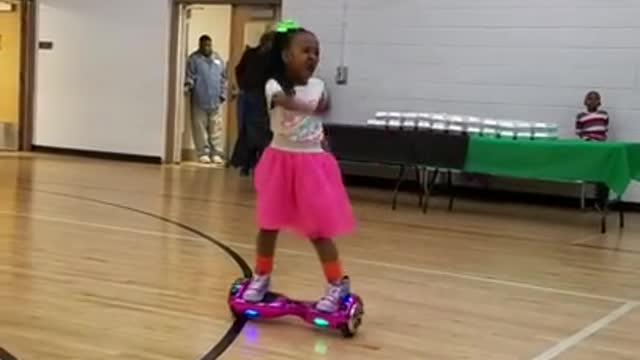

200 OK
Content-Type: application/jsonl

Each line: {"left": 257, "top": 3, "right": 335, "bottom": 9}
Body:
{"left": 325, "top": 124, "right": 469, "bottom": 170}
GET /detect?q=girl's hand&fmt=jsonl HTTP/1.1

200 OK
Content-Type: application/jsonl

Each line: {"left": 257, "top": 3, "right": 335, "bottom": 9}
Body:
{"left": 315, "top": 92, "right": 330, "bottom": 114}
{"left": 321, "top": 137, "right": 330, "bottom": 152}
{"left": 321, "top": 130, "right": 331, "bottom": 152}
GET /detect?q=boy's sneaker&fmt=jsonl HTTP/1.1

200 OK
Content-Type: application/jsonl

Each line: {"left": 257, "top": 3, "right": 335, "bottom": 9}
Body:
{"left": 316, "top": 276, "right": 350, "bottom": 313}
{"left": 242, "top": 274, "right": 270, "bottom": 302}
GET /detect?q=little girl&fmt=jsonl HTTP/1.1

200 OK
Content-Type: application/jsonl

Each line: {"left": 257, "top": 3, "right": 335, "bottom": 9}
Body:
{"left": 242, "top": 23, "right": 355, "bottom": 313}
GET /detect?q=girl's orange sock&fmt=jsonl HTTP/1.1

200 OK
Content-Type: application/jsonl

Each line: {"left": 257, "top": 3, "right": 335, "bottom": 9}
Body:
{"left": 255, "top": 255, "right": 274, "bottom": 275}
{"left": 322, "top": 260, "right": 344, "bottom": 284}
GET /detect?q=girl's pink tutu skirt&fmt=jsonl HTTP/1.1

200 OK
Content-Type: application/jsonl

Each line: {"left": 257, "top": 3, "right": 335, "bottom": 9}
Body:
{"left": 254, "top": 147, "right": 355, "bottom": 239}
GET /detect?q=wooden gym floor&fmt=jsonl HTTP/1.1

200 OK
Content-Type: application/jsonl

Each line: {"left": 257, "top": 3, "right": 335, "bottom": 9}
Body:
{"left": 1, "top": 152, "right": 640, "bottom": 360}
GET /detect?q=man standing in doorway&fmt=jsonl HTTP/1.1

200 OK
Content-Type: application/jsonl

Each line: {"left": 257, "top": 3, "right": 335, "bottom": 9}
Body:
{"left": 185, "top": 35, "right": 227, "bottom": 165}
{"left": 230, "top": 32, "right": 274, "bottom": 175}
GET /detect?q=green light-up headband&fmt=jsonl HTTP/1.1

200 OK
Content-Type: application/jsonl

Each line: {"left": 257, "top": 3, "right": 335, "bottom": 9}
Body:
{"left": 276, "top": 19, "right": 300, "bottom": 33}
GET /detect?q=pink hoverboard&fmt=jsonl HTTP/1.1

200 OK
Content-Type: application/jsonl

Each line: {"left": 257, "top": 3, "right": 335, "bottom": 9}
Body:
{"left": 228, "top": 278, "right": 364, "bottom": 337}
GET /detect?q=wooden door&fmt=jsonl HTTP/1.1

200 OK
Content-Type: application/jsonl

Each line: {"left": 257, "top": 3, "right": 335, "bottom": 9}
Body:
{"left": 225, "top": 4, "right": 278, "bottom": 156}
{"left": 0, "top": 0, "right": 23, "bottom": 150}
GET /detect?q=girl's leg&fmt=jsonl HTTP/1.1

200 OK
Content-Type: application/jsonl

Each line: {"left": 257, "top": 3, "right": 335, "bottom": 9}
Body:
{"left": 243, "top": 229, "right": 278, "bottom": 302}
{"left": 311, "top": 237, "right": 344, "bottom": 284}
{"left": 311, "top": 238, "right": 350, "bottom": 312}
{"left": 255, "top": 229, "right": 278, "bottom": 275}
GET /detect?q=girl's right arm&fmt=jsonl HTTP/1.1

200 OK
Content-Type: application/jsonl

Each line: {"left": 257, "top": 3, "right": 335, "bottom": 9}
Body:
{"left": 271, "top": 92, "right": 316, "bottom": 113}
{"left": 265, "top": 79, "right": 316, "bottom": 113}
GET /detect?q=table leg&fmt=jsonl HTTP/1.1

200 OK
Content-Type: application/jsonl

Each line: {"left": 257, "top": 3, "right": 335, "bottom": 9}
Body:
{"left": 447, "top": 170, "right": 455, "bottom": 212}
{"left": 415, "top": 166, "right": 423, "bottom": 207}
{"left": 422, "top": 168, "right": 431, "bottom": 214}
{"left": 600, "top": 195, "right": 609, "bottom": 234}
{"left": 428, "top": 169, "right": 439, "bottom": 189}
{"left": 392, "top": 165, "right": 406, "bottom": 211}
{"left": 618, "top": 196, "right": 625, "bottom": 229}
{"left": 423, "top": 168, "right": 440, "bottom": 214}
{"left": 580, "top": 182, "right": 586, "bottom": 210}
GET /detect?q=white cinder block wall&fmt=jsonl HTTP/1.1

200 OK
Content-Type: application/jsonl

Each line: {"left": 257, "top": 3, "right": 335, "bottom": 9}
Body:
{"left": 34, "top": 0, "right": 170, "bottom": 157}
{"left": 284, "top": 0, "right": 640, "bottom": 202}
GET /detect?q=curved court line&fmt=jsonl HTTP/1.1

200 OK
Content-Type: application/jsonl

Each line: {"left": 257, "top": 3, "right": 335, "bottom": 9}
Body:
{"left": 0, "top": 347, "right": 18, "bottom": 360}
{"left": 19, "top": 187, "right": 251, "bottom": 360}
{"left": 3, "top": 209, "right": 632, "bottom": 304}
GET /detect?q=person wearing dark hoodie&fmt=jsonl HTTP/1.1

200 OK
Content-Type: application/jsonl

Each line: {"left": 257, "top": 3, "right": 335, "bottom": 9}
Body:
{"left": 231, "top": 32, "right": 274, "bottom": 176}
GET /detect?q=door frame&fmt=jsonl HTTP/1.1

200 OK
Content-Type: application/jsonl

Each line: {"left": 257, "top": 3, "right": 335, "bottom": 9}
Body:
{"left": 17, "top": 0, "right": 37, "bottom": 151}
{"left": 164, "top": 0, "right": 281, "bottom": 163}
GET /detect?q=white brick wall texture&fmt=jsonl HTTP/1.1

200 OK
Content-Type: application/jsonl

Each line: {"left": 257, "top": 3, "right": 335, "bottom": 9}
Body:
{"left": 284, "top": 0, "right": 640, "bottom": 201}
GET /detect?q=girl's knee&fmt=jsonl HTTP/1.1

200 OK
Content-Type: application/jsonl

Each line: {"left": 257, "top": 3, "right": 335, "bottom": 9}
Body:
{"left": 258, "top": 229, "right": 279, "bottom": 243}
{"left": 310, "top": 237, "right": 333, "bottom": 244}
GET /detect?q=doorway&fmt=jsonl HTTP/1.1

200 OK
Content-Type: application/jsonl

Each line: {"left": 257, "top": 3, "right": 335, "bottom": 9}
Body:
{"left": 0, "top": 0, "right": 36, "bottom": 152}
{"left": 180, "top": 4, "right": 233, "bottom": 164}
{"left": 0, "top": 0, "right": 22, "bottom": 150}
{"left": 166, "top": 0, "right": 279, "bottom": 164}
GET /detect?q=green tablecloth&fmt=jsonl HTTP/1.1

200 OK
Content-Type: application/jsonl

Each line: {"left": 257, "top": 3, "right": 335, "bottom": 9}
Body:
{"left": 465, "top": 137, "right": 640, "bottom": 194}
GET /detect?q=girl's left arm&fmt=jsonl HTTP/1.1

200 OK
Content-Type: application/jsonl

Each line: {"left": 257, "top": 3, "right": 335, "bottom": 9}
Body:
{"left": 315, "top": 89, "right": 330, "bottom": 115}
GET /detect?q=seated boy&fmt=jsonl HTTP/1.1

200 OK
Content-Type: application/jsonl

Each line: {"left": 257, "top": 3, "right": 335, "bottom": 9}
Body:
{"left": 576, "top": 91, "right": 609, "bottom": 209}
{"left": 576, "top": 91, "right": 609, "bottom": 141}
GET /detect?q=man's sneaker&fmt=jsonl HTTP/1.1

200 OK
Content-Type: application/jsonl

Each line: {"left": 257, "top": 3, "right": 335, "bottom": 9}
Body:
{"left": 199, "top": 155, "right": 211, "bottom": 164}
{"left": 242, "top": 274, "right": 270, "bottom": 302}
{"left": 212, "top": 155, "right": 225, "bottom": 166}
{"left": 316, "top": 276, "right": 350, "bottom": 313}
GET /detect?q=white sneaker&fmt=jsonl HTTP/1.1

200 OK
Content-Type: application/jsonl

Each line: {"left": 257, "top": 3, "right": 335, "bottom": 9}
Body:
{"left": 212, "top": 155, "right": 225, "bottom": 166}
{"left": 242, "top": 274, "right": 270, "bottom": 303}
{"left": 316, "top": 277, "right": 350, "bottom": 312}
{"left": 199, "top": 155, "right": 211, "bottom": 164}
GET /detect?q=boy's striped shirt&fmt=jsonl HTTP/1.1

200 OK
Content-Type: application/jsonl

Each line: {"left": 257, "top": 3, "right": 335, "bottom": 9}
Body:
{"left": 576, "top": 110, "right": 609, "bottom": 141}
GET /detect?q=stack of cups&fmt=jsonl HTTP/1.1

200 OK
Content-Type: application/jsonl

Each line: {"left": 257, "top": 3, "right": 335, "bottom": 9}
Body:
{"left": 497, "top": 121, "right": 516, "bottom": 139}
{"left": 481, "top": 119, "right": 498, "bottom": 137}
{"left": 515, "top": 121, "right": 533, "bottom": 140}
{"left": 387, "top": 112, "right": 402, "bottom": 129}
{"left": 402, "top": 113, "right": 418, "bottom": 130}
{"left": 465, "top": 116, "right": 482, "bottom": 136}
{"left": 431, "top": 113, "right": 447, "bottom": 132}
{"left": 366, "top": 112, "right": 389, "bottom": 127}
{"left": 367, "top": 112, "right": 558, "bottom": 139}
{"left": 417, "top": 113, "right": 432, "bottom": 130}
{"left": 532, "top": 122, "right": 558, "bottom": 139}
{"left": 446, "top": 114, "right": 465, "bottom": 134}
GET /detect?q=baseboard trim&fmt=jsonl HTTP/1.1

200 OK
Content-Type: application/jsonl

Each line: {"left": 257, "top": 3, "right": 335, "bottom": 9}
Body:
{"left": 32, "top": 146, "right": 161, "bottom": 164}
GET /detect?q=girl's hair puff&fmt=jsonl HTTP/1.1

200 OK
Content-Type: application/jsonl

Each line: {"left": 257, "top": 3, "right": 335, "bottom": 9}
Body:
{"left": 261, "top": 28, "right": 313, "bottom": 96}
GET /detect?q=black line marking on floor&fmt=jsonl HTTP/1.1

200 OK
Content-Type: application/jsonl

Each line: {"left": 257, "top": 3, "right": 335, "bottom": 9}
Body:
{"left": 20, "top": 187, "right": 252, "bottom": 359}
{"left": 0, "top": 347, "right": 18, "bottom": 360}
